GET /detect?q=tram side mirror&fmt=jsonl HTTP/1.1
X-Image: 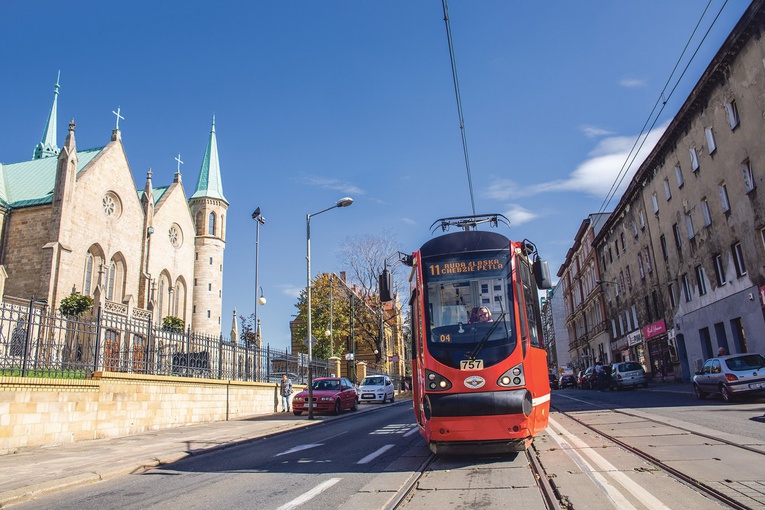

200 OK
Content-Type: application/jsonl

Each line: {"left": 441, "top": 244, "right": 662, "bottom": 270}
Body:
{"left": 533, "top": 259, "right": 552, "bottom": 290}
{"left": 379, "top": 268, "right": 393, "bottom": 302}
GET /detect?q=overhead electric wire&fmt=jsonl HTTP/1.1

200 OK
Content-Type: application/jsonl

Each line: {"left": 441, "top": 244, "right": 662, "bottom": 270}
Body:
{"left": 442, "top": 0, "right": 476, "bottom": 216}
{"left": 597, "top": 0, "right": 728, "bottom": 215}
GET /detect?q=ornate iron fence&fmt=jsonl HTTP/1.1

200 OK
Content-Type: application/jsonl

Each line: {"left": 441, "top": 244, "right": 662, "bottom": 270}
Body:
{"left": 0, "top": 298, "right": 327, "bottom": 383}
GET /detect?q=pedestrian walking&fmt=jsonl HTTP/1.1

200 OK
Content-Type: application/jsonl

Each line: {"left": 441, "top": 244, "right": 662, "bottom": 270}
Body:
{"left": 595, "top": 361, "right": 605, "bottom": 391}
{"left": 280, "top": 374, "right": 293, "bottom": 412}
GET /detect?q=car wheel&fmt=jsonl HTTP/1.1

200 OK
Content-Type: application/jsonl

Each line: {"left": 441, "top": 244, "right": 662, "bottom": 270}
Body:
{"left": 391, "top": 394, "right": 395, "bottom": 403}
{"left": 720, "top": 384, "right": 733, "bottom": 403}
{"left": 693, "top": 384, "right": 707, "bottom": 400}
{"left": 334, "top": 399, "right": 342, "bottom": 415}
{"left": 293, "top": 411, "right": 302, "bottom": 416}
{"left": 351, "top": 399, "right": 358, "bottom": 411}
{"left": 615, "top": 383, "right": 621, "bottom": 391}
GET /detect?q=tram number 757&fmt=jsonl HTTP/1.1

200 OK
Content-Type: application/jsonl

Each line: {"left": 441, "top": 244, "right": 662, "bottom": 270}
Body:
{"left": 460, "top": 359, "right": 484, "bottom": 370}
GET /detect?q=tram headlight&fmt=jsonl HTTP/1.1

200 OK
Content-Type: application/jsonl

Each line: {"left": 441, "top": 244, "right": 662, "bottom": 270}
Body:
{"left": 425, "top": 370, "right": 452, "bottom": 391}
{"left": 497, "top": 363, "right": 525, "bottom": 388}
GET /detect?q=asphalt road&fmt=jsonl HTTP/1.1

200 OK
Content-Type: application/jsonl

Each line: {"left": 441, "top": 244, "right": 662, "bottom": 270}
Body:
{"left": 12, "top": 403, "right": 420, "bottom": 510}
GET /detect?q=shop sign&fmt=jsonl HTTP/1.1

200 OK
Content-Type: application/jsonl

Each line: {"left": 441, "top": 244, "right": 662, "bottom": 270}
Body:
{"left": 614, "top": 336, "right": 628, "bottom": 350}
{"left": 627, "top": 330, "right": 643, "bottom": 347}
{"left": 643, "top": 319, "right": 666, "bottom": 340}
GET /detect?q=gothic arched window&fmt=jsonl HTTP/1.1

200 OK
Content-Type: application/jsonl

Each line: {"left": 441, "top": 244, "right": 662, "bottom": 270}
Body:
{"left": 208, "top": 212, "right": 216, "bottom": 236}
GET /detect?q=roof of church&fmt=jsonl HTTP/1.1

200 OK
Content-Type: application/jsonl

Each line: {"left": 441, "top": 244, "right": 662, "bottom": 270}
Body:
{"left": 138, "top": 185, "right": 169, "bottom": 205}
{"left": 0, "top": 148, "right": 103, "bottom": 208}
{"left": 191, "top": 117, "right": 227, "bottom": 203}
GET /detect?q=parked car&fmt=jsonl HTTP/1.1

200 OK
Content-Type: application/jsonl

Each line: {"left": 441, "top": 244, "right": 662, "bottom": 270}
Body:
{"left": 358, "top": 375, "right": 395, "bottom": 403}
{"left": 548, "top": 373, "right": 559, "bottom": 390}
{"left": 559, "top": 373, "right": 577, "bottom": 389}
{"left": 579, "top": 366, "right": 595, "bottom": 389}
{"left": 693, "top": 353, "right": 765, "bottom": 402}
{"left": 292, "top": 377, "right": 359, "bottom": 415}
{"left": 576, "top": 369, "right": 586, "bottom": 388}
{"left": 611, "top": 361, "right": 648, "bottom": 390}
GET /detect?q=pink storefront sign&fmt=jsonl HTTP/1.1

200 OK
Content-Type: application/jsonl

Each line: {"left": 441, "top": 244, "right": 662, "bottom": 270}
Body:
{"left": 643, "top": 319, "right": 666, "bottom": 340}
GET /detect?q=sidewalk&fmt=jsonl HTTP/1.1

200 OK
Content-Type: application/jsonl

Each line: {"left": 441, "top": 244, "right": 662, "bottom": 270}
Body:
{"left": 0, "top": 410, "right": 325, "bottom": 507}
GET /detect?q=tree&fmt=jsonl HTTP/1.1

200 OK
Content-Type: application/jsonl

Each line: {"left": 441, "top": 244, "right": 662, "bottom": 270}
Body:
{"left": 59, "top": 292, "right": 94, "bottom": 318}
{"left": 337, "top": 231, "right": 408, "bottom": 362}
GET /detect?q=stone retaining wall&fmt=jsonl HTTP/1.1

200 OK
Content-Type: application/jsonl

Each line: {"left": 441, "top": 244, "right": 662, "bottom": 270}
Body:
{"left": 0, "top": 372, "right": 301, "bottom": 454}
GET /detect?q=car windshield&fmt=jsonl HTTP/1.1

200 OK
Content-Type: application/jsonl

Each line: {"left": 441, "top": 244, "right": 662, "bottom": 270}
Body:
{"left": 313, "top": 380, "right": 340, "bottom": 391}
{"left": 620, "top": 362, "right": 643, "bottom": 372}
{"left": 362, "top": 377, "right": 384, "bottom": 386}
{"left": 724, "top": 354, "right": 765, "bottom": 371}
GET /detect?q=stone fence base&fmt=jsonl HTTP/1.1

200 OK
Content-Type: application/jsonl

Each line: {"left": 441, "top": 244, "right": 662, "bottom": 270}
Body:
{"left": 0, "top": 372, "right": 303, "bottom": 455}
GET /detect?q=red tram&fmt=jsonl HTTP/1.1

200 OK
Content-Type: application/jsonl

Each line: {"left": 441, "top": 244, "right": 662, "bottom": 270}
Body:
{"left": 382, "top": 215, "right": 553, "bottom": 454}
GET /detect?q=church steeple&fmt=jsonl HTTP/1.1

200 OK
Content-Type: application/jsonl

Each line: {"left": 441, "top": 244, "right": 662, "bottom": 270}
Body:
{"left": 33, "top": 72, "right": 61, "bottom": 160}
{"left": 191, "top": 116, "right": 227, "bottom": 203}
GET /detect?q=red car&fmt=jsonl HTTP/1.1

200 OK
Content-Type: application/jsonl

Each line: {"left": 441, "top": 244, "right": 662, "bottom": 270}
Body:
{"left": 292, "top": 377, "right": 359, "bottom": 416}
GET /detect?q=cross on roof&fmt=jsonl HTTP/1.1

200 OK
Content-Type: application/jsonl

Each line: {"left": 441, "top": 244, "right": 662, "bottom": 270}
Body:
{"left": 175, "top": 153, "right": 183, "bottom": 174}
{"left": 112, "top": 107, "right": 124, "bottom": 130}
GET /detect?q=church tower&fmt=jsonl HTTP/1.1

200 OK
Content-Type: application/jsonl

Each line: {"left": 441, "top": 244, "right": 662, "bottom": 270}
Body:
{"left": 189, "top": 116, "right": 227, "bottom": 335}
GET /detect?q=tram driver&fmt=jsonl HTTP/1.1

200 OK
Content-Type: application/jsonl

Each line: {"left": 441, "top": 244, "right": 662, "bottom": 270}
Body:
{"left": 469, "top": 306, "right": 493, "bottom": 323}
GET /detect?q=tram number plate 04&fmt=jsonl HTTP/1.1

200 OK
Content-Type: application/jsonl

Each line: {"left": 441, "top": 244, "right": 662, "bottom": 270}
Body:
{"left": 460, "top": 359, "right": 484, "bottom": 370}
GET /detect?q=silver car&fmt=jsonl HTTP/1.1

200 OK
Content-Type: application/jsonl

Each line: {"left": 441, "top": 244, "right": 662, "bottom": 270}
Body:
{"left": 693, "top": 354, "right": 765, "bottom": 402}
{"left": 611, "top": 361, "right": 648, "bottom": 390}
{"left": 358, "top": 375, "right": 395, "bottom": 404}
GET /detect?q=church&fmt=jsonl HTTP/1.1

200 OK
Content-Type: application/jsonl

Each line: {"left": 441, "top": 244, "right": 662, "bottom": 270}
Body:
{"left": 0, "top": 77, "right": 227, "bottom": 336}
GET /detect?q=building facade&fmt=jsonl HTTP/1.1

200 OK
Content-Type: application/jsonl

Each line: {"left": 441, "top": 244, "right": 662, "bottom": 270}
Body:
{"left": 0, "top": 79, "right": 227, "bottom": 336}
{"left": 593, "top": 0, "right": 765, "bottom": 381}
{"left": 556, "top": 214, "right": 610, "bottom": 374}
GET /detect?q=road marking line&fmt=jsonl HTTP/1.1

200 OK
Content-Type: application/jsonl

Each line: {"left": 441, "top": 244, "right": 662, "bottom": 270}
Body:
{"left": 403, "top": 426, "right": 419, "bottom": 437}
{"left": 275, "top": 478, "right": 341, "bottom": 510}
{"left": 548, "top": 417, "right": 671, "bottom": 510}
{"left": 357, "top": 444, "right": 395, "bottom": 464}
{"left": 275, "top": 443, "right": 323, "bottom": 457}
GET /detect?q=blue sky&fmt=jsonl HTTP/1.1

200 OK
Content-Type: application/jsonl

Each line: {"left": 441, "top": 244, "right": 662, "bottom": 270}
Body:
{"left": 1, "top": 1, "right": 750, "bottom": 350}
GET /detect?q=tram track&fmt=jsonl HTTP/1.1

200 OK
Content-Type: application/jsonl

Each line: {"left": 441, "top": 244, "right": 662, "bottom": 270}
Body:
{"left": 386, "top": 446, "right": 561, "bottom": 510}
{"left": 551, "top": 403, "right": 763, "bottom": 510}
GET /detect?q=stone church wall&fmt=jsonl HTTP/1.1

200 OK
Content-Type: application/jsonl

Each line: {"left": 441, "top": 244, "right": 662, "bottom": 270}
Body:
{"left": 2, "top": 205, "right": 53, "bottom": 300}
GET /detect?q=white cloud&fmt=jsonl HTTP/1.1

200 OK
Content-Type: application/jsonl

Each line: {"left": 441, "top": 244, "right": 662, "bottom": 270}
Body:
{"left": 485, "top": 178, "right": 521, "bottom": 201}
{"left": 580, "top": 125, "right": 615, "bottom": 139}
{"left": 620, "top": 78, "right": 646, "bottom": 88}
{"left": 504, "top": 204, "right": 537, "bottom": 226}
{"left": 484, "top": 121, "right": 669, "bottom": 201}
{"left": 401, "top": 217, "right": 417, "bottom": 226}
{"left": 279, "top": 284, "right": 303, "bottom": 299}
{"left": 302, "top": 175, "right": 365, "bottom": 195}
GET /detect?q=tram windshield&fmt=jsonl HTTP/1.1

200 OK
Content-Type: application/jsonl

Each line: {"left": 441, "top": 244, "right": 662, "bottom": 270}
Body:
{"left": 422, "top": 249, "right": 516, "bottom": 368}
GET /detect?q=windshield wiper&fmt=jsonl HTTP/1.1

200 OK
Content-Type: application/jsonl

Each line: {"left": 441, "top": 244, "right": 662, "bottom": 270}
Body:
{"left": 467, "top": 312, "right": 505, "bottom": 360}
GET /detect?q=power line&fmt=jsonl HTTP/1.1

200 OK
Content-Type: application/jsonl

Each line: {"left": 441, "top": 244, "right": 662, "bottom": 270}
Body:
{"left": 441, "top": 0, "right": 476, "bottom": 216}
{"left": 597, "top": 0, "right": 729, "bottom": 215}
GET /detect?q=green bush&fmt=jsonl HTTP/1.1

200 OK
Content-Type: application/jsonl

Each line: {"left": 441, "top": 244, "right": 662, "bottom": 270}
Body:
{"left": 162, "top": 315, "right": 185, "bottom": 332}
{"left": 59, "top": 292, "right": 94, "bottom": 318}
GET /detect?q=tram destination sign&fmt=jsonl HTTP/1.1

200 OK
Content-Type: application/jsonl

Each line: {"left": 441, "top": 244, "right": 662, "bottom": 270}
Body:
{"left": 427, "top": 258, "right": 504, "bottom": 277}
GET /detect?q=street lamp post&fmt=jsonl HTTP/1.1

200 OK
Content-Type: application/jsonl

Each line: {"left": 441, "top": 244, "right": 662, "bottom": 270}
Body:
{"left": 306, "top": 197, "right": 353, "bottom": 419}
{"left": 252, "top": 208, "right": 266, "bottom": 345}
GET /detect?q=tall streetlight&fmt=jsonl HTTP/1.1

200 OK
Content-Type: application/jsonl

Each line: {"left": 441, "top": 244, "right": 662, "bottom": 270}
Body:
{"left": 252, "top": 208, "right": 266, "bottom": 347}
{"left": 306, "top": 197, "right": 353, "bottom": 419}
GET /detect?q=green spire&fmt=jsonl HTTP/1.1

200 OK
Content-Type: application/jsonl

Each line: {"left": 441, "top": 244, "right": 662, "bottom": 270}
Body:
{"left": 191, "top": 115, "right": 227, "bottom": 203}
{"left": 33, "top": 71, "right": 61, "bottom": 160}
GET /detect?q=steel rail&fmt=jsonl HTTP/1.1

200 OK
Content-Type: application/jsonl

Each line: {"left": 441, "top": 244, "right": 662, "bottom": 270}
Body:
{"left": 527, "top": 445, "right": 564, "bottom": 510}
{"left": 386, "top": 452, "right": 437, "bottom": 510}
{"left": 553, "top": 404, "right": 755, "bottom": 510}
